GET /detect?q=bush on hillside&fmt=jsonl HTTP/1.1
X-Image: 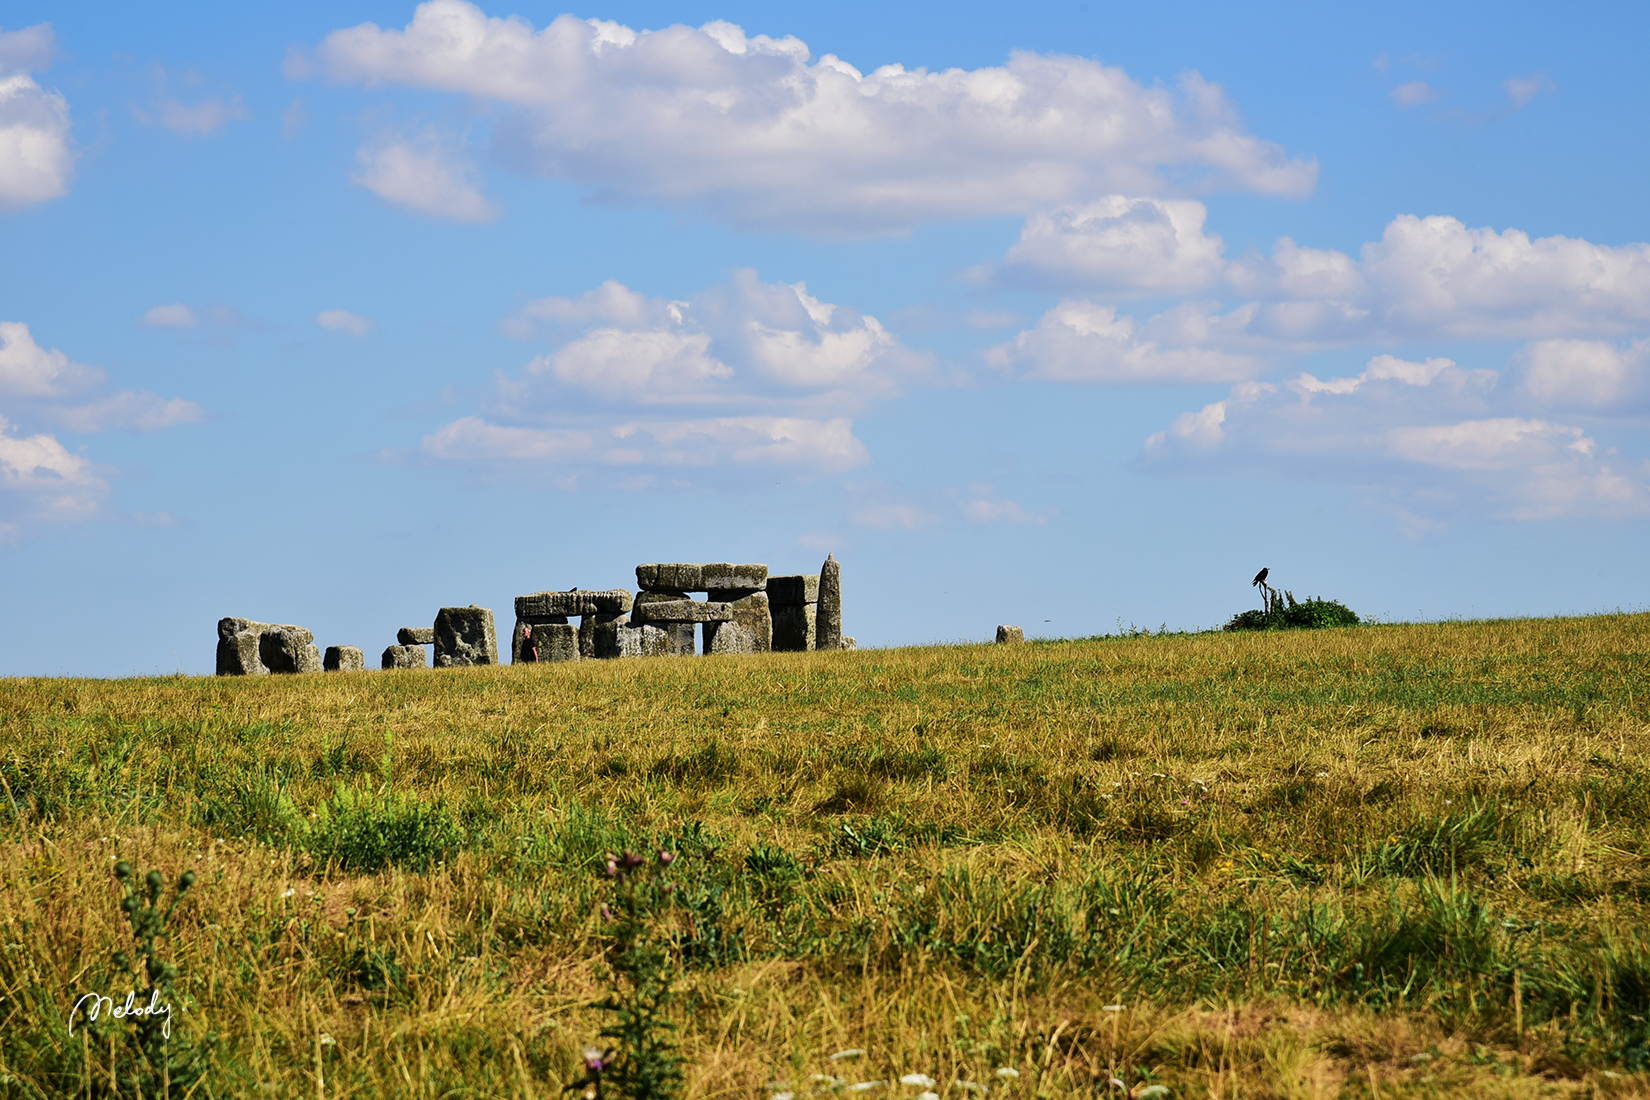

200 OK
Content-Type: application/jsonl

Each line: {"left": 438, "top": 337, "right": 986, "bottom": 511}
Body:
{"left": 1224, "top": 590, "right": 1360, "bottom": 632}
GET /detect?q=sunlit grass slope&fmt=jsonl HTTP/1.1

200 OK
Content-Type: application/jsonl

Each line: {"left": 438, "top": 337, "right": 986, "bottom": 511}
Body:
{"left": 5, "top": 613, "right": 1650, "bottom": 1098}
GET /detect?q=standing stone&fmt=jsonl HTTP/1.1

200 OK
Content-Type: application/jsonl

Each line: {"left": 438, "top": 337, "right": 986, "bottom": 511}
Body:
{"left": 259, "top": 626, "right": 323, "bottom": 674}
{"left": 604, "top": 622, "right": 672, "bottom": 659}
{"left": 703, "top": 590, "right": 771, "bottom": 655}
{"left": 817, "top": 554, "right": 843, "bottom": 651}
{"left": 771, "top": 603, "right": 817, "bottom": 652}
{"left": 532, "top": 623, "right": 580, "bottom": 663}
{"left": 382, "top": 644, "right": 427, "bottom": 670}
{"left": 324, "top": 645, "right": 365, "bottom": 671}
{"left": 434, "top": 606, "right": 499, "bottom": 667}
{"left": 766, "top": 574, "right": 819, "bottom": 605}
{"left": 512, "top": 616, "right": 568, "bottom": 663}
{"left": 579, "top": 612, "right": 629, "bottom": 659}
{"left": 397, "top": 627, "right": 435, "bottom": 646}
{"left": 664, "top": 622, "right": 696, "bottom": 656}
{"left": 216, "top": 617, "right": 271, "bottom": 675}
{"left": 995, "top": 625, "right": 1026, "bottom": 645}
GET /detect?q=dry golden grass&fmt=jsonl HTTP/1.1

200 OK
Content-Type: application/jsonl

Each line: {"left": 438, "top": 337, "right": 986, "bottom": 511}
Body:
{"left": 4, "top": 613, "right": 1650, "bottom": 1097}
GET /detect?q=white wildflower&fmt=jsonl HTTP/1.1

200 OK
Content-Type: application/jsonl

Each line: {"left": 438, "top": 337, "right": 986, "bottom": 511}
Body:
{"left": 318, "top": 1033, "right": 336, "bottom": 1046}
{"left": 994, "top": 1068, "right": 1019, "bottom": 1081}
{"left": 830, "top": 1050, "right": 866, "bottom": 1062}
{"left": 901, "top": 1075, "right": 936, "bottom": 1088}
{"left": 847, "top": 1083, "right": 885, "bottom": 1094}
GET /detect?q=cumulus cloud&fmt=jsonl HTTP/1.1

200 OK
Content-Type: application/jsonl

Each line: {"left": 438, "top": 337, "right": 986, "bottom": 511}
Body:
{"left": 316, "top": 309, "right": 375, "bottom": 336}
{"left": 424, "top": 271, "right": 922, "bottom": 482}
{"left": 141, "top": 303, "right": 198, "bottom": 329}
{"left": 352, "top": 134, "right": 500, "bottom": 222}
{"left": 1503, "top": 73, "right": 1556, "bottom": 108}
{"left": 0, "top": 320, "right": 104, "bottom": 396}
{"left": 1518, "top": 339, "right": 1650, "bottom": 411}
{"left": 986, "top": 300, "right": 1260, "bottom": 384}
{"left": 1140, "top": 354, "right": 1650, "bottom": 522}
{"left": 0, "top": 413, "right": 106, "bottom": 535}
{"left": 978, "top": 195, "right": 1226, "bottom": 293}
{"left": 496, "top": 269, "right": 928, "bottom": 411}
{"left": 298, "top": 1, "right": 1317, "bottom": 232}
{"left": 992, "top": 213, "right": 1650, "bottom": 386}
{"left": 963, "top": 486, "right": 1053, "bottom": 525}
{"left": 0, "top": 322, "right": 201, "bottom": 536}
{"left": 0, "top": 26, "right": 75, "bottom": 211}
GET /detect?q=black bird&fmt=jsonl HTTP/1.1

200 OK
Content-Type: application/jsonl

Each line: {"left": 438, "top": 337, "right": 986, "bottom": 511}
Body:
{"left": 1252, "top": 567, "right": 1269, "bottom": 587}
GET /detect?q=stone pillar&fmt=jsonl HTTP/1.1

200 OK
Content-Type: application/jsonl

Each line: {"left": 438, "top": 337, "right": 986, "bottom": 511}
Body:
{"left": 433, "top": 605, "right": 499, "bottom": 667}
{"left": 324, "top": 645, "right": 365, "bottom": 671}
{"left": 817, "top": 553, "right": 842, "bottom": 651}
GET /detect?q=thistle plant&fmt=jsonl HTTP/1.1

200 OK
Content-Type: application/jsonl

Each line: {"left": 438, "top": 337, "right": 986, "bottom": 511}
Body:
{"left": 571, "top": 847, "right": 684, "bottom": 1100}
{"left": 76, "top": 860, "right": 215, "bottom": 1097}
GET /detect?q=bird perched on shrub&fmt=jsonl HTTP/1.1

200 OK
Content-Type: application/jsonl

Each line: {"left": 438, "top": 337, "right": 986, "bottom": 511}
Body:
{"left": 1252, "top": 567, "right": 1269, "bottom": 587}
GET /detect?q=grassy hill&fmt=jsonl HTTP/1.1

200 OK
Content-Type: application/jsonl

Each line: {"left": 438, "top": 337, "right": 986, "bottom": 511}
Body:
{"left": 4, "top": 613, "right": 1650, "bottom": 1098}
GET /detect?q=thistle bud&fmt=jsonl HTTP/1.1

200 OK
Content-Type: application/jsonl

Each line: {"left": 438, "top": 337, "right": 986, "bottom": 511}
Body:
{"left": 178, "top": 870, "right": 196, "bottom": 891}
{"left": 114, "top": 861, "right": 132, "bottom": 880}
{"left": 658, "top": 850, "right": 675, "bottom": 866}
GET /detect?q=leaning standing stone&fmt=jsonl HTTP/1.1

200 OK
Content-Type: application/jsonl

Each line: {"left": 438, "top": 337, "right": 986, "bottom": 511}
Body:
{"left": 995, "top": 625, "right": 1025, "bottom": 645}
{"left": 817, "top": 554, "right": 843, "bottom": 651}
{"left": 434, "top": 606, "right": 499, "bottom": 667}
{"left": 324, "top": 645, "right": 365, "bottom": 671}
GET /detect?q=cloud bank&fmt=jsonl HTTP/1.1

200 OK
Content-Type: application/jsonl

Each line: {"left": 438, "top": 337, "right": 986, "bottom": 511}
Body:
{"left": 298, "top": 1, "right": 1317, "bottom": 232}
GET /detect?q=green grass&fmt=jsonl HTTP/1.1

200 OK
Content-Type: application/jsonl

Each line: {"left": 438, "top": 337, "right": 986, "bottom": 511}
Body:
{"left": 4, "top": 613, "right": 1650, "bottom": 1098}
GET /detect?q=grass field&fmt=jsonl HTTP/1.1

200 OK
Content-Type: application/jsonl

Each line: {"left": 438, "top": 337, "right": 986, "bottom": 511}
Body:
{"left": 5, "top": 613, "right": 1650, "bottom": 1098}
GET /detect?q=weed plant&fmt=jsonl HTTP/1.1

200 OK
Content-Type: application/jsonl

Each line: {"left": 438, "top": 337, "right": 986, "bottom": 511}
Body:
{"left": 2, "top": 612, "right": 1650, "bottom": 1097}
{"left": 1224, "top": 589, "right": 1361, "bottom": 632}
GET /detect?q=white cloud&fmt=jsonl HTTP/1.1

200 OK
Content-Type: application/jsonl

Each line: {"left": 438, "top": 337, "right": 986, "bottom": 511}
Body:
{"left": 852, "top": 502, "right": 936, "bottom": 531}
{"left": 1139, "top": 354, "right": 1650, "bottom": 522}
{"left": 0, "top": 320, "right": 103, "bottom": 397}
{"left": 496, "top": 270, "right": 927, "bottom": 411}
{"left": 1519, "top": 339, "right": 1650, "bottom": 411}
{"left": 141, "top": 303, "right": 198, "bottom": 329}
{"left": 300, "top": 2, "right": 1317, "bottom": 232}
{"left": 352, "top": 134, "right": 500, "bottom": 222}
{"left": 0, "top": 24, "right": 56, "bottom": 76}
{"left": 986, "top": 300, "right": 1259, "bottom": 383}
{"left": 992, "top": 213, "right": 1650, "bottom": 386}
{"left": 1390, "top": 81, "right": 1438, "bottom": 107}
{"left": 979, "top": 195, "right": 1226, "bottom": 293}
{"left": 421, "top": 413, "right": 868, "bottom": 473}
{"left": 316, "top": 309, "right": 376, "bottom": 337}
{"left": 0, "top": 71, "right": 74, "bottom": 210}
{"left": 45, "top": 392, "right": 204, "bottom": 433}
{"left": 0, "top": 413, "right": 107, "bottom": 535}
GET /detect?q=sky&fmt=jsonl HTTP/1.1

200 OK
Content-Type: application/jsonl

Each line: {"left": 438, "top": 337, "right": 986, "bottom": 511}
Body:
{"left": 2, "top": 1, "right": 1648, "bottom": 676}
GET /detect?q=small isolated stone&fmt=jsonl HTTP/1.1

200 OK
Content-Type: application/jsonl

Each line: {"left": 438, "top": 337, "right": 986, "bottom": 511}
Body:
{"left": 381, "top": 644, "right": 427, "bottom": 670}
{"left": 323, "top": 645, "right": 364, "bottom": 672}
{"left": 397, "top": 626, "right": 434, "bottom": 646}
{"left": 995, "top": 625, "right": 1025, "bottom": 645}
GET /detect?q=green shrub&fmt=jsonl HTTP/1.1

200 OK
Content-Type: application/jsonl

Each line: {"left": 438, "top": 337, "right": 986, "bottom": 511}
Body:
{"left": 1224, "top": 590, "right": 1360, "bottom": 632}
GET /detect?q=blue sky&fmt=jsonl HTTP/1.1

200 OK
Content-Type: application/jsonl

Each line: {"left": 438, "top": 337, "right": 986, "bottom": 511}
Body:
{"left": 2, "top": 1, "right": 1647, "bottom": 676}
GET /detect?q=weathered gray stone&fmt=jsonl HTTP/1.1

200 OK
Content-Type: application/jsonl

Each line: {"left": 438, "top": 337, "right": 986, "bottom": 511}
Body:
{"left": 324, "top": 645, "right": 365, "bottom": 672}
{"left": 703, "top": 590, "right": 771, "bottom": 655}
{"left": 512, "top": 619, "right": 563, "bottom": 663}
{"left": 632, "top": 599, "right": 734, "bottom": 624}
{"left": 603, "top": 622, "right": 673, "bottom": 659}
{"left": 216, "top": 617, "right": 270, "bottom": 675}
{"left": 636, "top": 563, "right": 701, "bottom": 592}
{"left": 767, "top": 574, "right": 820, "bottom": 605}
{"left": 397, "top": 626, "right": 435, "bottom": 646}
{"left": 841, "top": 636, "right": 857, "bottom": 651}
{"left": 817, "top": 553, "right": 843, "bottom": 651}
{"left": 579, "top": 612, "right": 628, "bottom": 659}
{"left": 382, "top": 644, "right": 427, "bottom": 670}
{"left": 664, "top": 622, "right": 696, "bottom": 656}
{"left": 259, "top": 626, "right": 323, "bottom": 674}
{"left": 530, "top": 623, "right": 580, "bottom": 663}
{"left": 434, "top": 605, "right": 499, "bottom": 667}
{"left": 995, "top": 625, "right": 1025, "bottom": 645}
{"left": 703, "top": 562, "right": 768, "bottom": 594}
{"left": 515, "top": 589, "right": 633, "bottom": 619}
{"left": 772, "top": 602, "right": 817, "bottom": 652}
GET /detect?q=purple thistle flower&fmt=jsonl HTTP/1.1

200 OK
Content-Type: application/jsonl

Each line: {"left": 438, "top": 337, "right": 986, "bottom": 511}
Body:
{"left": 600, "top": 903, "right": 613, "bottom": 922}
{"left": 584, "top": 1048, "right": 607, "bottom": 1074}
{"left": 605, "top": 860, "right": 619, "bottom": 878}
{"left": 622, "top": 850, "right": 645, "bottom": 869}
{"left": 658, "top": 849, "right": 676, "bottom": 866}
